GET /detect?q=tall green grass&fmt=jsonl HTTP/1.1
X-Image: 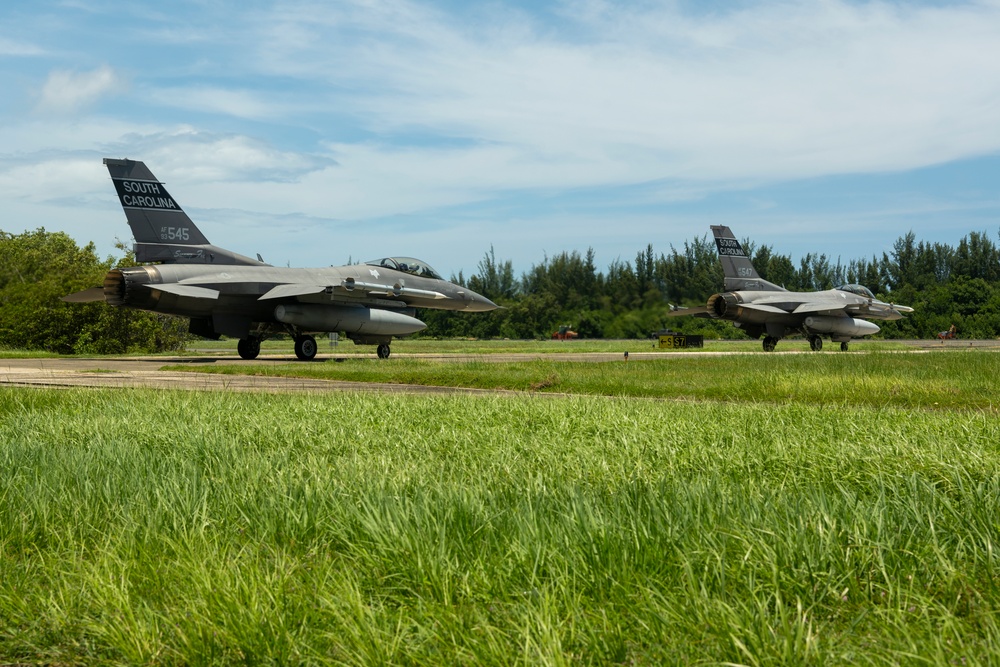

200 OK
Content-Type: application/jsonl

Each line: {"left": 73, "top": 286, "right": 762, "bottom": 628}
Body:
{"left": 2, "top": 388, "right": 999, "bottom": 664}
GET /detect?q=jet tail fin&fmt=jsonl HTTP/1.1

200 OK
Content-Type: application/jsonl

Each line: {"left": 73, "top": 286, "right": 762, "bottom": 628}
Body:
{"left": 711, "top": 225, "right": 784, "bottom": 292}
{"left": 104, "top": 158, "right": 266, "bottom": 266}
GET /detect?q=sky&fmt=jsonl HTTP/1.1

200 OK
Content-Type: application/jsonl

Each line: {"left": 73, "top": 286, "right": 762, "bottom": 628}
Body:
{"left": 2, "top": 0, "right": 999, "bottom": 280}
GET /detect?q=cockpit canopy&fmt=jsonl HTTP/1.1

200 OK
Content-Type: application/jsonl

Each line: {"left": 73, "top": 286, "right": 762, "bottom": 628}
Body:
{"left": 836, "top": 284, "right": 876, "bottom": 299}
{"left": 365, "top": 257, "right": 443, "bottom": 280}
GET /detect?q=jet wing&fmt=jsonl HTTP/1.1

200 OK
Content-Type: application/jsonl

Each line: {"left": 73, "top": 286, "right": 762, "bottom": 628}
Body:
{"left": 739, "top": 303, "right": 791, "bottom": 314}
{"left": 258, "top": 280, "right": 449, "bottom": 301}
{"left": 258, "top": 284, "right": 328, "bottom": 300}
{"left": 791, "top": 301, "right": 849, "bottom": 316}
{"left": 147, "top": 283, "right": 220, "bottom": 300}
{"left": 667, "top": 302, "right": 790, "bottom": 316}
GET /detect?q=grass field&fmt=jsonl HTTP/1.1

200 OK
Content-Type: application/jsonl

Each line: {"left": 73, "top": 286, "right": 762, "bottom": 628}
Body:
{"left": 2, "top": 349, "right": 1000, "bottom": 664}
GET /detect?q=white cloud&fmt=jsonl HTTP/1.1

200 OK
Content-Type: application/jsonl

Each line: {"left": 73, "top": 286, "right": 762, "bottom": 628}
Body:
{"left": 0, "top": 157, "right": 106, "bottom": 205}
{"left": 36, "top": 65, "right": 122, "bottom": 114}
{"left": 0, "top": 36, "right": 44, "bottom": 56}
{"left": 144, "top": 86, "right": 290, "bottom": 121}
{"left": 250, "top": 0, "right": 1000, "bottom": 188}
{"left": 4, "top": 0, "right": 1000, "bottom": 274}
{"left": 118, "top": 130, "right": 331, "bottom": 184}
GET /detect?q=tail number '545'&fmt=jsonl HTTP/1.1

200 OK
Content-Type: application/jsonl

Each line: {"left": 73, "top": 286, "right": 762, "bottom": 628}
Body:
{"left": 160, "top": 227, "right": 190, "bottom": 241}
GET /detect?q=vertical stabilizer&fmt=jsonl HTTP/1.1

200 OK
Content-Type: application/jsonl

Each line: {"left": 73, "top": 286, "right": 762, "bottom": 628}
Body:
{"left": 104, "top": 158, "right": 265, "bottom": 266}
{"left": 711, "top": 225, "right": 784, "bottom": 291}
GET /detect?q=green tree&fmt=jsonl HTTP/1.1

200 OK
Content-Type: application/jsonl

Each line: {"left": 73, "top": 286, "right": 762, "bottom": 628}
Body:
{"left": 952, "top": 231, "right": 999, "bottom": 282}
{"left": 0, "top": 228, "right": 187, "bottom": 353}
{"left": 467, "top": 246, "right": 517, "bottom": 301}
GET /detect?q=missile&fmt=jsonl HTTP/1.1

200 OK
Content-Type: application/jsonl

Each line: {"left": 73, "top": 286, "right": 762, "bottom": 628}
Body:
{"left": 274, "top": 303, "right": 426, "bottom": 336}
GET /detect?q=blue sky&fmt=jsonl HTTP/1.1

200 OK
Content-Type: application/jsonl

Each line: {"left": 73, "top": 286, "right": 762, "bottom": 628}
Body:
{"left": 2, "top": 0, "right": 999, "bottom": 279}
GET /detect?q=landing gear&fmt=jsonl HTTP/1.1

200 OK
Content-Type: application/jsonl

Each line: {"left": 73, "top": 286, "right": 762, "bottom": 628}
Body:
{"left": 809, "top": 336, "right": 823, "bottom": 352}
{"left": 841, "top": 341, "right": 849, "bottom": 352}
{"left": 294, "top": 335, "right": 318, "bottom": 361}
{"left": 237, "top": 336, "right": 261, "bottom": 360}
{"left": 376, "top": 343, "right": 391, "bottom": 359}
{"left": 762, "top": 336, "right": 778, "bottom": 352}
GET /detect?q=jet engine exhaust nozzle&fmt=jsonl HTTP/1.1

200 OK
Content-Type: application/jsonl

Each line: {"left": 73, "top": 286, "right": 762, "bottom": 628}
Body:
{"left": 707, "top": 292, "right": 740, "bottom": 319}
{"left": 102, "top": 267, "right": 159, "bottom": 310}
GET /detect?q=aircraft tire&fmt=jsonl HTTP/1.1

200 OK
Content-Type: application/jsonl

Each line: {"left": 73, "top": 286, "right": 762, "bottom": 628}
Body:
{"left": 762, "top": 336, "right": 778, "bottom": 352}
{"left": 294, "top": 335, "right": 318, "bottom": 361}
{"left": 237, "top": 337, "right": 260, "bottom": 360}
{"left": 809, "top": 336, "right": 823, "bottom": 352}
{"left": 841, "top": 341, "right": 849, "bottom": 352}
{"left": 377, "top": 343, "right": 391, "bottom": 359}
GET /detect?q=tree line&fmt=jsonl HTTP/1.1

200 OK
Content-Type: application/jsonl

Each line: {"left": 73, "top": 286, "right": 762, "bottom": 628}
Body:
{"left": 422, "top": 230, "right": 1000, "bottom": 340}
{"left": 2, "top": 226, "right": 999, "bottom": 354}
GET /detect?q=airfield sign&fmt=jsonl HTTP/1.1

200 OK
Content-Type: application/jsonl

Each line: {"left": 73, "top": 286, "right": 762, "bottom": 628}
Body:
{"left": 658, "top": 334, "right": 704, "bottom": 349}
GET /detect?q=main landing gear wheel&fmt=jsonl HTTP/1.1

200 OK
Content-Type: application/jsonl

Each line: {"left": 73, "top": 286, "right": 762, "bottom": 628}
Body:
{"left": 809, "top": 336, "right": 823, "bottom": 352}
{"left": 376, "top": 343, "right": 391, "bottom": 359}
{"left": 294, "top": 335, "right": 318, "bottom": 361}
{"left": 762, "top": 336, "right": 778, "bottom": 352}
{"left": 237, "top": 337, "right": 261, "bottom": 360}
{"left": 841, "top": 341, "right": 849, "bottom": 352}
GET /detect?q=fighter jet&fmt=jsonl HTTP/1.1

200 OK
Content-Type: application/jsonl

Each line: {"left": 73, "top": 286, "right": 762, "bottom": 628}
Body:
{"left": 64, "top": 158, "right": 498, "bottom": 360}
{"left": 667, "top": 225, "right": 913, "bottom": 352}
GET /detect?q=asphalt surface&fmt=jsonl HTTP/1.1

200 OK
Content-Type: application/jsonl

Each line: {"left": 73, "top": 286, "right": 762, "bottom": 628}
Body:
{"left": 1, "top": 339, "right": 995, "bottom": 394}
{"left": 0, "top": 356, "right": 512, "bottom": 395}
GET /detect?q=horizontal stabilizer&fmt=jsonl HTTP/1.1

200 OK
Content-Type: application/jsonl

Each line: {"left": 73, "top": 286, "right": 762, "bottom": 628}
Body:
{"left": 666, "top": 305, "right": 711, "bottom": 317}
{"left": 146, "top": 283, "right": 220, "bottom": 300}
{"left": 259, "top": 284, "right": 329, "bottom": 300}
{"left": 61, "top": 287, "right": 105, "bottom": 303}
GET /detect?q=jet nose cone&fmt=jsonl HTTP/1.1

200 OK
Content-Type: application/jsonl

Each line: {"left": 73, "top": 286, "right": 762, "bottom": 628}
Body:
{"left": 463, "top": 290, "right": 500, "bottom": 312}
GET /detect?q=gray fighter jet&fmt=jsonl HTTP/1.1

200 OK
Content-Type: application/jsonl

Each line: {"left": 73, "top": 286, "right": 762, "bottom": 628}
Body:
{"left": 64, "top": 158, "right": 498, "bottom": 360}
{"left": 667, "top": 225, "right": 913, "bottom": 352}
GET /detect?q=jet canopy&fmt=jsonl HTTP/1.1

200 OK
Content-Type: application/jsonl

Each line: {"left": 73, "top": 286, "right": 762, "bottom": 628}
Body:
{"left": 365, "top": 257, "right": 443, "bottom": 280}
{"left": 836, "top": 284, "right": 876, "bottom": 299}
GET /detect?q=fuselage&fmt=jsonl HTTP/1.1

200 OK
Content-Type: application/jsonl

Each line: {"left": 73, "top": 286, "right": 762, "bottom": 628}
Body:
{"left": 710, "top": 287, "right": 908, "bottom": 324}
{"left": 105, "top": 262, "right": 496, "bottom": 322}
